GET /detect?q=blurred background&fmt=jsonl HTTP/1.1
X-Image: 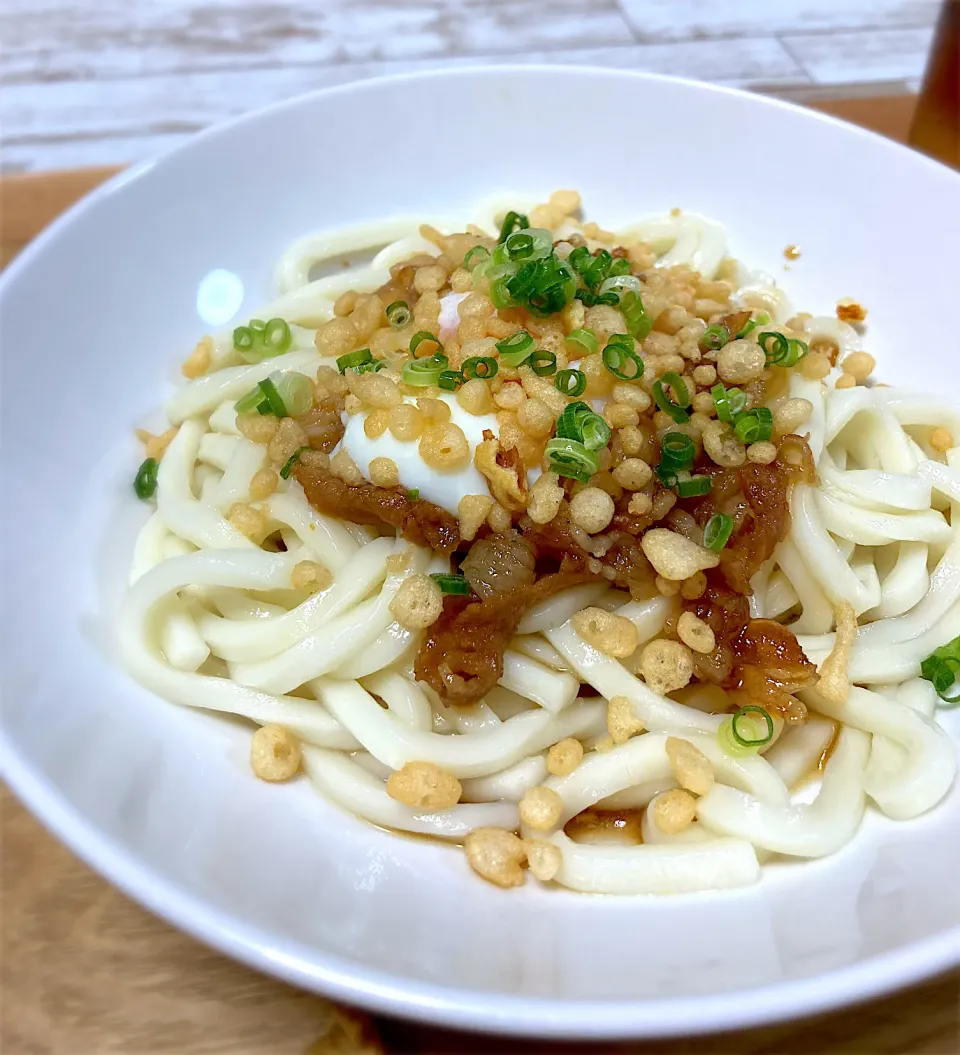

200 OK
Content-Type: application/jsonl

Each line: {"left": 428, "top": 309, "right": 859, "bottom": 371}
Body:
{"left": 0, "top": 0, "right": 946, "bottom": 173}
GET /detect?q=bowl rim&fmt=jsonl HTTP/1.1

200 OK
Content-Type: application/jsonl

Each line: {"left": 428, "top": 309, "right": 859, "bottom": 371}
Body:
{"left": 2, "top": 63, "right": 959, "bottom": 1040}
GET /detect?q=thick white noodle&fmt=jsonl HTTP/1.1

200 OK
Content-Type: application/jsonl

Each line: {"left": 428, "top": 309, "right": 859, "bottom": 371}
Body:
{"left": 120, "top": 200, "right": 959, "bottom": 896}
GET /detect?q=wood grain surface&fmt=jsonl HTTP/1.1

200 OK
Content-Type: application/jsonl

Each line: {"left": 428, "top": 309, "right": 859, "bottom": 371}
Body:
{"left": 2, "top": 93, "right": 959, "bottom": 1055}
{"left": 0, "top": 0, "right": 940, "bottom": 172}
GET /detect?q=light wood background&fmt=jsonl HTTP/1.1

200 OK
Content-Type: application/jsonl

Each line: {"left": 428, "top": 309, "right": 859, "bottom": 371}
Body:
{"left": 2, "top": 88, "right": 960, "bottom": 1054}
{"left": 0, "top": 0, "right": 943, "bottom": 173}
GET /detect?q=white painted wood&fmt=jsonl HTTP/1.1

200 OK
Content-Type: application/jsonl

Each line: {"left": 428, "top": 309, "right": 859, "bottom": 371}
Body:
{"left": 782, "top": 26, "right": 936, "bottom": 84}
{"left": 618, "top": 0, "right": 940, "bottom": 42}
{"left": 0, "top": 0, "right": 633, "bottom": 82}
{"left": 1, "top": 39, "right": 807, "bottom": 143}
{"left": 0, "top": 0, "right": 938, "bottom": 173}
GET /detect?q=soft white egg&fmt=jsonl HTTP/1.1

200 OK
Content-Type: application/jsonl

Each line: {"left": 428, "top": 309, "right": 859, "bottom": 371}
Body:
{"left": 341, "top": 393, "right": 496, "bottom": 514}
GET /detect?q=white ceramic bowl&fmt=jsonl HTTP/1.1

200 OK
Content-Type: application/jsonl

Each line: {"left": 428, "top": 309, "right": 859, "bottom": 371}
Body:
{"left": 2, "top": 67, "right": 959, "bottom": 1040}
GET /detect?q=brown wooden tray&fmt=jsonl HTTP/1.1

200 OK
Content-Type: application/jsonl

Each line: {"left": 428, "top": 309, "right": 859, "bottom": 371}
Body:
{"left": 2, "top": 93, "right": 959, "bottom": 1054}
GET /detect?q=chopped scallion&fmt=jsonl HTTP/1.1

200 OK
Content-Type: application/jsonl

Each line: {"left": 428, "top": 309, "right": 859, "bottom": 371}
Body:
{"left": 337, "top": 348, "right": 374, "bottom": 373}
{"left": 462, "top": 356, "right": 498, "bottom": 380}
{"left": 659, "top": 432, "right": 695, "bottom": 472}
{"left": 565, "top": 328, "right": 598, "bottom": 357}
{"left": 652, "top": 371, "right": 691, "bottom": 423}
{"left": 731, "top": 706, "right": 775, "bottom": 747}
{"left": 530, "top": 350, "right": 557, "bottom": 376}
{"left": 430, "top": 573, "right": 472, "bottom": 595}
{"left": 703, "top": 512, "right": 734, "bottom": 552}
{"left": 545, "top": 436, "right": 599, "bottom": 483}
{"left": 464, "top": 245, "right": 491, "bottom": 271}
{"left": 555, "top": 369, "right": 587, "bottom": 397}
{"left": 674, "top": 473, "right": 712, "bottom": 497}
{"left": 920, "top": 635, "right": 960, "bottom": 705}
{"left": 386, "top": 300, "right": 411, "bottom": 328}
{"left": 410, "top": 331, "right": 442, "bottom": 358}
{"left": 496, "top": 330, "right": 534, "bottom": 367}
{"left": 134, "top": 457, "right": 159, "bottom": 500}
{"left": 619, "top": 290, "right": 653, "bottom": 341}
{"left": 401, "top": 353, "right": 448, "bottom": 387}
{"left": 407, "top": 489, "right": 420, "bottom": 501}
{"left": 699, "top": 324, "right": 729, "bottom": 353}
{"left": 602, "top": 334, "right": 644, "bottom": 381}
{"left": 438, "top": 370, "right": 463, "bottom": 391}
{"left": 734, "top": 407, "right": 774, "bottom": 444}
{"left": 279, "top": 446, "right": 309, "bottom": 480}
{"left": 498, "top": 210, "right": 529, "bottom": 243}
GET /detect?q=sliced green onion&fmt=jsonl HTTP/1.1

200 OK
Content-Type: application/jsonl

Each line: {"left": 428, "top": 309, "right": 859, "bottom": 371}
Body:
{"left": 462, "top": 356, "right": 498, "bottom": 380}
{"left": 704, "top": 512, "right": 734, "bottom": 552}
{"left": 337, "top": 348, "right": 374, "bottom": 373}
{"left": 410, "top": 331, "right": 442, "bottom": 358}
{"left": 556, "top": 401, "right": 611, "bottom": 451}
{"left": 736, "top": 312, "right": 770, "bottom": 339}
{"left": 257, "top": 375, "right": 287, "bottom": 418}
{"left": 234, "top": 385, "right": 265, "bottom": 414}
{"left": 249, "top": 318, "right": 266, "bottom": 333}
{"left": 498, "top": 210, "right": 529, "bottom": 243}
{"left": 567, "top": 245, "right": 591, "bottom": 275}
{"left": 545, "top": 437, "right": 599, "bottom": 483}
{"left": 464, "top": 245, "right": 491, "bottom": 271}
{"left": 734, "top": 407, "right": 774, "bottom": 444}
{"left": 134, "top": 457, "right": 159, "bottom": 500}
{"left": 712, "top": 383, "right": 748, "bottom": 423}
{"left": 920, "top": 635, "right": 960, "bottom": 705}
{"left": 430, "top": 573, "right": 473, "bottom": 595}
{"left": 279, "top": 446, "right": 309, "bottom": 480}
{"left": 555, "top": 369, "right": 587, "bottom": 397}
{"left": 489, "top": 276, "right": 516, "bottom": 310}
{"left": 386, "top": 300, "right": 411, "bottom": 328}
{"left": 407, "top": 489, "right": 420, "bottom": 501}
{"left": 602, "top": 335, "right": 644, "bottom": 381}
{"left": 356, "top": 359, "right": 385, "bottom": 374}
{"left": 619, "top": 290, "right": 653, "bottom": 341}
{"left": 504, "top": 227, "right": 552, "bottom": 263}
{"left": 731, "top": 705, "right": 775, "bottom": 747}
{"left": 496, "top": 330, "right": 534, "bottom": 367}
{"left": 653, "top": 371, "right": 691, "bottom": 423}
{"left": 401, "top": 354, "right": 448, "bottom": 387}
{"left": 598, "top": 274, "right": 642, "bottom": 298}
{"left": 530, "top": 350, "right": 557, "bottom": 376}
{"left": 262, "top": 318, "right": 292, "bottom": 356}
{"left": 581, "top": 413, "right": 611, "bottom": 452}
{"left": 565, "top": 328, "right": 598, "bottom": 357}
{"left": 660, "top": 432, "right": 695, "bottom": 472}
{"left": 699, "top": 324, "right": 729, "bottom": 352}
{"left": 274, "top": 372, "right": 314, "bottom": 417}
{"left": 233, "top": 326, "right": 255, "bottom": 354}
{"left": 782, "top": 338, "right": 809, "bottom": 367}
{"left": 758, "top": 331, "right": 791, "bottom": 366}
{"left": 582, "top": 249, "right": 613, "bottom": 290}
{"left": 608, "top": 256, "right": 632, "bottom": 277}
{"left": 675, "top": 473, "right": 712, "bottom": 497}
{"left": 438, "top": 370, "right": 463, "bottom": 391}
{"left": 555, "top": 400, "right": 592, "bottom": 441}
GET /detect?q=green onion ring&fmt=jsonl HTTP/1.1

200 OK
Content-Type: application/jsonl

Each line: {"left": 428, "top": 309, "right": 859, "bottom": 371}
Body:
{"left": 653, "top": 371, "right": 691, "bottom": 423}
{"left": 279, "top": 446, "right": 309, "bottom": 480}
{"left": 703, "top": 512, "right": 734, "bottom": 551}
{"left": 675, "top": 474, "right": 712, "bottom": 497}
{"left": 462, "top": 356, "right": 498, "bottom": 380}
{"left": 430, "top": 573, "right": 473, "bottom": 595}
{"left": 699, "top": 324, "right": 729, "bottom": 352}
{"left": 496, "top": 330, "right": 535, "bottom": 367}
{"left": 410, "top": 331, "right": 442, "bottom": 358}
{"left": 565, "top": 328, "right": 598, "bottom": 357}
{"left": 544, "top": 437, "right": 599, "bottom": 483}
{"left": 530, "top": 350, "right": 557, "bottom": 376}
{"left": 731, "top": 705, "right": 775, "bottom": 747}
{"left": 134, "top": 457, "right": 159, "bottom": 500}
{"left": 337, "top": 348, "right": 374, "bottom": 373}
{"left": 401, "top": 354, "right": 448, "bottom": 387}
{"left": 555, "top": 369, "right": 587, "bottom": 397}
{"left": 386, "top": 301, "right": 411, "bottom": 328}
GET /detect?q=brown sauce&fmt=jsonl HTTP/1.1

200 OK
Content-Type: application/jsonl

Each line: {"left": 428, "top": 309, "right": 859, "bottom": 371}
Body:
{"left": 564, "top": 808, "right": 644, "bottom": 846}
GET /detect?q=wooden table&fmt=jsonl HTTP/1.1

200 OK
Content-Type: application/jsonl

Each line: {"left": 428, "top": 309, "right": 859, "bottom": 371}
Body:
{"left": 2, "top": 94, "right": 959, "bottom": 1055}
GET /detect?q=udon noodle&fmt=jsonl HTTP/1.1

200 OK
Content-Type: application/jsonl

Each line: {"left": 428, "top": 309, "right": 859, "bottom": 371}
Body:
{"left": 120, "top": 192, "right": 958, "bottom": 895}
